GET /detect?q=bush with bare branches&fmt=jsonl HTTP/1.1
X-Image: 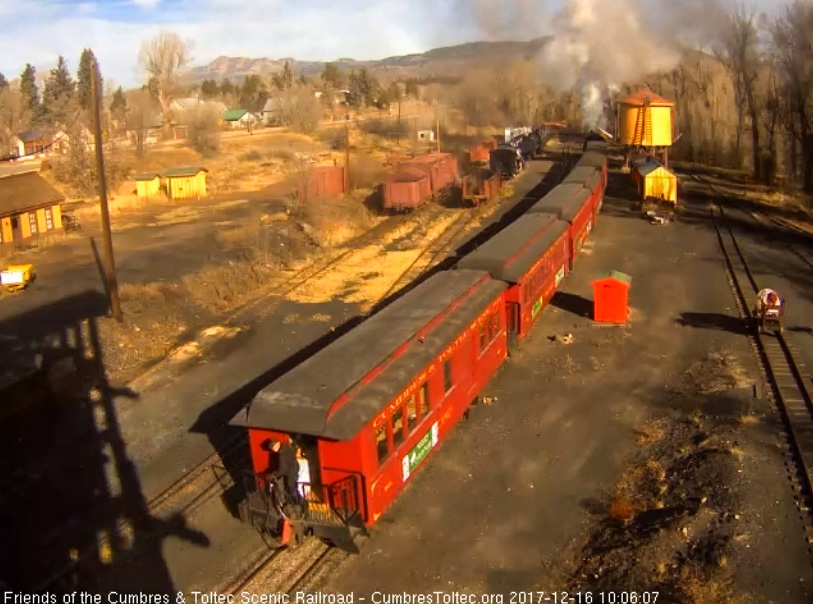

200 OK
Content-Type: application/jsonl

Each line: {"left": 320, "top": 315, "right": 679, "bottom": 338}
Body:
{"left": 186, "top": 104, "right": 222, "bottom": 156}
{"left": 277, "top": 84, "right": 323, "bottom": 134}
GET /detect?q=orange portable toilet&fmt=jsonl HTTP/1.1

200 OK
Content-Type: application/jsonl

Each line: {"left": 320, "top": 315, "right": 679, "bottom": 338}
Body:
{"left": 592, "top": 271, "right": 632, "bottom": 324}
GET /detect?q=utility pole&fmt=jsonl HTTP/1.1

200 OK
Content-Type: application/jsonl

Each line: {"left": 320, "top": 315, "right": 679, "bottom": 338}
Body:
{"left": 345, "top": 116, "right": 351, "bottom": 191}
{"left": 397, "top": 99, "right": 401, "bottom": 146}
{"left": 91, "top": 59, "right": 122, "bottom": 322}
{"left": 435, "top": 102, "right": 440, "bottom": 153}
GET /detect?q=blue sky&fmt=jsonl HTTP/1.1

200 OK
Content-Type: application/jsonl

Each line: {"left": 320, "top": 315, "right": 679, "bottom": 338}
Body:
{"left": 0, "top": 0, "right": 785, "bottom": 89}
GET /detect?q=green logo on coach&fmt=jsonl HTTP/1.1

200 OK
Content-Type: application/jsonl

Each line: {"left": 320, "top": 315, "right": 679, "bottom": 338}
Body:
{"left": 402, "top": 421, "right": 439, "bottom": 482}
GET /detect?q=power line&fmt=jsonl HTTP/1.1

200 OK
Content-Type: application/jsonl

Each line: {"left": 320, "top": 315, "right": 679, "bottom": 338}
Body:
{"left": 0, "top": 106, "right": 86, "bottom": 163}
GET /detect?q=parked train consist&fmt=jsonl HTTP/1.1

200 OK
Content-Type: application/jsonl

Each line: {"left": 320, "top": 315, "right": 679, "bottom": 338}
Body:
{"left": 383, "top": 152, "right": 459, "bottom": 210}
{"left": 231, "top": 139, "right": 609, "bottom": 552}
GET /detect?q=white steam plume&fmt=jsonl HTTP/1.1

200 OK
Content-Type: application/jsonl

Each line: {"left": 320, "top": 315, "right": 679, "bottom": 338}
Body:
{"left": 537, "top": 0, "right": 681, "bottom": 130}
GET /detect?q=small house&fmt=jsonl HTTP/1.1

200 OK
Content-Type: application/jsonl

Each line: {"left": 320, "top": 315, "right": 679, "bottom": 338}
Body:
{"left": 134, "top": 173, "right": 161, "bottom": 199}
{"left": 9, "top": 129, "right": 68, "bottom": 158}
{"left": 163, "top": 166, "right": 207, "bottom": 200}
{"left": 417, "top": 130, "right": 435, "bottom": 142}
{"left": 0, "top": 171, "right": 65, "bottom": 246}
{"left": 262, "top": 97, "right": 282, "bottom": 126}
{"left": 222, "top": 109, "right": 255, "bottom": 129}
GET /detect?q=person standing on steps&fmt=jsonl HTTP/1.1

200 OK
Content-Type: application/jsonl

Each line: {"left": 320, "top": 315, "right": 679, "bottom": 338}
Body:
{"left": 268, "top": 439, "right": 300, "bottom": 502}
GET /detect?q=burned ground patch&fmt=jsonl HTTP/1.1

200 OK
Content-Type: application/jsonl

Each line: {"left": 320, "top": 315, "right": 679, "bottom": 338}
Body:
{"left": 561, "top": 348, "right": 756, "bottom": 603}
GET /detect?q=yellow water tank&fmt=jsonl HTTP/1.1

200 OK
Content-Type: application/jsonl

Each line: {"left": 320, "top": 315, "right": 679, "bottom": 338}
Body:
{"left": 617, "top": 89, "right": 674, "bottom": 147}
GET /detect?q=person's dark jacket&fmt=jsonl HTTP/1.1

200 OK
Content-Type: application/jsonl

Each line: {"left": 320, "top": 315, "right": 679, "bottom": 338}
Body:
{"left": 275, "top": 443, "right": 300, "bottom": 497}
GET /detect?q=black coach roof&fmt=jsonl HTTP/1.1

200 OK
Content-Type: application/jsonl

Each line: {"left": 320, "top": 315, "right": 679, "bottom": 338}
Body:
{"left": 527, "top": 183, "right": 591, "bottom": 222}
{"left": 456, "top": 214, "right": 568, "bottom": 283}
{"left": 231, "top": 269, "right": 507, "bottom": 439}
{"left": 562, "top": 166, "right": 601, "bottom": 189}
{"left": 577, "top": 151, "right": 606, "bottom": 169}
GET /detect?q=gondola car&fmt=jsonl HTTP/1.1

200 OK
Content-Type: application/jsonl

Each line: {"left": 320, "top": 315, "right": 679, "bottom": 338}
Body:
{"left": 457, "top": 214, "right": 569, "bottom": 353}
{"left": 230, "top": 269, "right": 509, "bottom": 551}
{"left": 527, "top": 184, "right": 595, "bottom": 267}
{"left": 561, "top": 165, "right": 604, "bottom": 219}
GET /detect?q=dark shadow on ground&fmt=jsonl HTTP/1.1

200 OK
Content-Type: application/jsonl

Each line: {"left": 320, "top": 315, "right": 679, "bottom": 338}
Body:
{"left": 674, "top": 312, "right": 749, "bottom": 335}
{"left": 550, "top": 291, "right": 594, "bottom": 319}
{"left": 0, "top": 291, "right": 208, "bottom": 593}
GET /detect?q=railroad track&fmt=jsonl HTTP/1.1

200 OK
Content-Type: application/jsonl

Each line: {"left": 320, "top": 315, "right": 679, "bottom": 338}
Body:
{"left": 712, "top": 205, "right": 813, "bottom": 555}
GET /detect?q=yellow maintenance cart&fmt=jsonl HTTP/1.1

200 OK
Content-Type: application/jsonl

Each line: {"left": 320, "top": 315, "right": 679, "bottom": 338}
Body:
{"left": 1, "top": 264, "right": 35, "bottom": 292}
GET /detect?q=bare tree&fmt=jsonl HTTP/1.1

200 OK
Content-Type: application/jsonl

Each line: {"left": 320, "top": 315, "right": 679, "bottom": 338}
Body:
{"left": 138, "top": 31, "right": 192, "bottom": 138}
{"left": 186, "top": 104, "right": 222, "bottom": 156}
{"left": 277, "top": 84, "right": 323, "bottom": 133}
{"left": 126, "top": 88, "right": 156, "bottom": 160}
{"left": 716, "top": 7, "right": 763, "bottom": 179}
{"left": 0, "top": 85, "right": 31, "bottom": 152}
{"left": 771, "top": 0, "right": 813, "bottom": 194}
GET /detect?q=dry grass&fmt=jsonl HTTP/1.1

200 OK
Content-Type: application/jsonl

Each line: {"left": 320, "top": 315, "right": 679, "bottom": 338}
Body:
{"left": 739, "top": 413, "right": 760, "bottom": 425}
{"left": 609, "top": 497, "right": 636, "bottom": 521}
{"left": 686, "top": 348, "right": 751, "bottom": 394}
{"left": 284, "top": 210, "right": 462, "bottom": 310}
{"left": 183, "top": 259, "right": 276, "bottom": 313}
{"left": 295, "top": 190, "right": 380, "bottom": 247}
{"left": 636, "top": 419, "right": 666, "bottom": 445}
{"left": 678, "top": 567, "right": 736, "bottom": 604}
{"left": 73, "top": 193, "right": 158, "bottom": 222}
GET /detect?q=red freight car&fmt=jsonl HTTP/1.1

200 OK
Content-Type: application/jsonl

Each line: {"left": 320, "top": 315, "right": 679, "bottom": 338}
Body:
{"left": 527, "top": 183, "right": 594, "bottom": 267}
{"left": 231, "top": 269, "right": 508, "bottom": 550}
{"left": 462, "top": 169, "right": 501, "bottom": 206}
{"left": 561, "top": 166, "right": 604, "bottom": 218}
{"left": 401, "top": 153, "right": 459, "bottom": 196}
{"left": 469, "top": 138, "right": 498, "bottom": 164}
{"left": 383, "top": 169, "right": 433, "bottom": 210}
{"left": 298, "top": 165, "right": 348, "bottom": 201}
{"left": 457, "top": 213, "right": 569, "bottom": 351}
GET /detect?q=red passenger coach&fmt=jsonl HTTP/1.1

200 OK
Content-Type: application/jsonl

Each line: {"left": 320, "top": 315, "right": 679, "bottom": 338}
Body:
{"left": 577, "top": 150, "right": 608, "bottom": 188}
{"left": 457, "top": 214, "right": 569, "bottom": 350}
{"left": 561, "top": 166, "right": 604, "bottom": 217}
{"left": 528, "top": 183, "right": 594, "bottom": 267}
{"left": 231, "top": 269, "right": 509, "bottom": 551}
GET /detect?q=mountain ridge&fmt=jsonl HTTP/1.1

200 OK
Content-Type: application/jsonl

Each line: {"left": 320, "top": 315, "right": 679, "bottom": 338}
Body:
{"left": 180, "top": 37, "right": 552, "bottom": 84}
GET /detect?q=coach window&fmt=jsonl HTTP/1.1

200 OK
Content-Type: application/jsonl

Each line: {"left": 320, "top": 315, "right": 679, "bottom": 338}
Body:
{"left": 392, "top": 408, "right": 405, "bottom": 448}
{"left": 418, "top": 383, "right": 429, "bottom": 416}
{"left": 443, "top": 359, "right": 453, "bottom": 392}
{"left": 407, "top": 395, "right": 418, "bottom": 432}
{"left": 375, "top": 425, "right": 389, "bottom": 464}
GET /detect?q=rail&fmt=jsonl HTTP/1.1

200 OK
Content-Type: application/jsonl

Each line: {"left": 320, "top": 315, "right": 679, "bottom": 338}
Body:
{"left": 712, "top": 205, "right": 813, "bottom": 549}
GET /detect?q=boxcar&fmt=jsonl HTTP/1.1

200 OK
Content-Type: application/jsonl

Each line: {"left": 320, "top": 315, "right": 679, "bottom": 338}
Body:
{"left": 457, "top": 214, "right": 569, "bottom": 351}
{"left": 561, "top": 165, "right": 604, "bottom": 217}
{"left": 383, "top": 169, "right": 432, "bottom": 210}
{"left": 527, "top": 183, "right": 594, "bottom": 267}
{"left": 231, "top": 269, "right": 509, "bottom": 550}
{"left": 401, "top": 153, "right": 459, "bottom": 196}
{"left": 577, "top": 150, "right": 608, "bottom": 188}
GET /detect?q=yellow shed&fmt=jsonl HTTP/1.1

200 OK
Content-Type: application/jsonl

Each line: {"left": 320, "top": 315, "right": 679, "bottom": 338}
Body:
{"left": 164, "top": 166, "right": 208, "bottom": 201}
{"left": 134, "top": 173, "right": 161, "bottom": 199}
{"left": 617, "top": 89, "right": 674, "bottom": 148}
{"left": 635, "top": 161, "right": 677, "bottom": 204}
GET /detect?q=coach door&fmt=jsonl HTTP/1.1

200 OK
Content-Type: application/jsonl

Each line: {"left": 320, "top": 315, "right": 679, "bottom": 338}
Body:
{"left": 507, "top": 302, "right": 520, "bottom": 356}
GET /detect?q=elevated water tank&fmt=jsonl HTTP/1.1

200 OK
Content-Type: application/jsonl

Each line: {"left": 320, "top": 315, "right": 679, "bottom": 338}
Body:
{"left": 616, "top": 89, "right": 674, "bottom": 148}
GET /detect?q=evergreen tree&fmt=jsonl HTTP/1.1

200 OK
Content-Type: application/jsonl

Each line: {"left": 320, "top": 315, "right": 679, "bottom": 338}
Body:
{"left": 0, "top": 72, "right": 8, "bottom": 89}
{"left": 200, "top": 79, "right": 219, "bottom": 98}
{"left": 220, "top": 78, "right": 234, "bottom": 97}
{"left": 272, "top": 61, "right": 294, "bottom": 90}
{"left": 43, "top": 55, "right": 76, "bottom": 125}
{"left": 110, "top": 86, "right": 127, "bottom": 126}
{"left": 20, "top": 64, "right": 38, "bottom": 112}
{"left": 77, "top": 48, "right": 99, "bottom": 111}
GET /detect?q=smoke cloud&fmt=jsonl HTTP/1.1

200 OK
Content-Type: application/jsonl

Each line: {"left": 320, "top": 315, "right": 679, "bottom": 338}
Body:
{"left": 537, "top": 0, "right": 681, "bottom": 129}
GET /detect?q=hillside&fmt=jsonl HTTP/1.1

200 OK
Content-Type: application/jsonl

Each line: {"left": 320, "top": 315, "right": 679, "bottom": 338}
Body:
{"left": 180, "top": 36, "right": 552, "bottom": 84}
